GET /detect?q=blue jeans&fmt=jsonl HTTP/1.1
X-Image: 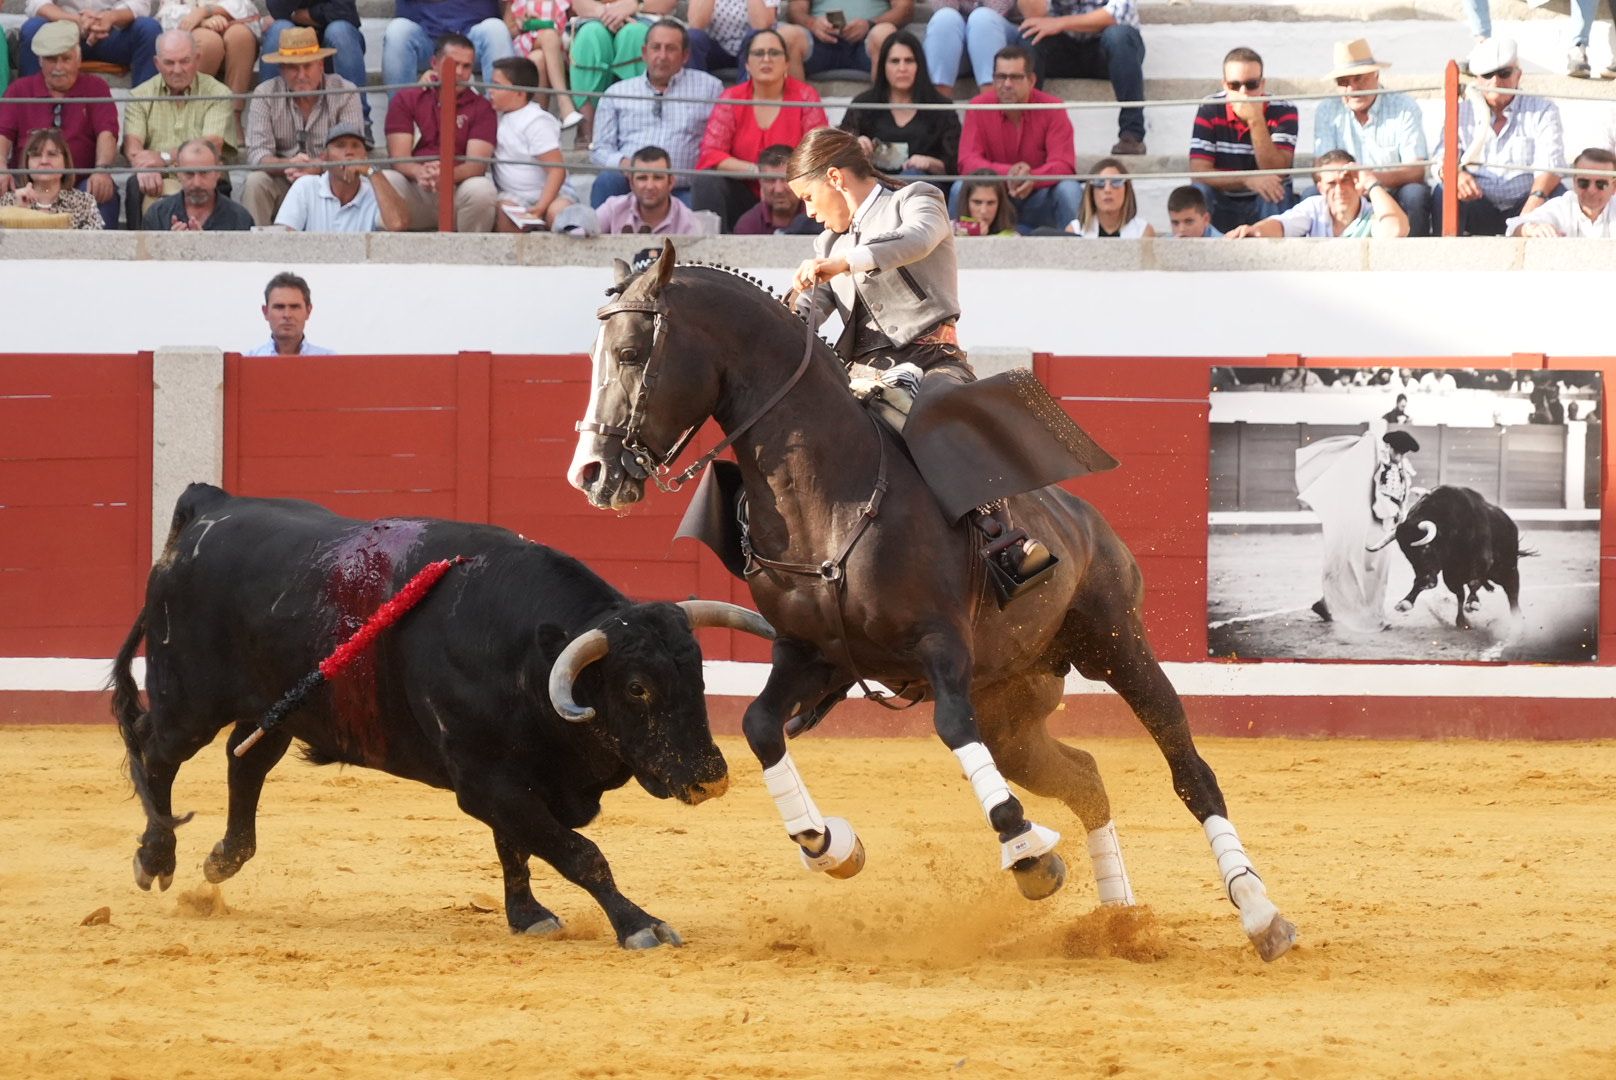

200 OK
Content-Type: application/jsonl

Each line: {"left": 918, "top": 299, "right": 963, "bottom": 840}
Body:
{"left": 922, "top": 6, "right": 1023, "bottom": 89}
{"left": 949, "top": 177, "right": 1082, "bottom": 231}
{"left": 1394, "top": 181, "right": 1432, "bottom": 238}
{"left": 76, "top": 176, "right": 121, "bottom": 229}
{"left": 1571, "top": 0, "right": 1611, "bottom": 46}
{"left": 261, "top": 20, "right": 370, "bottom": 122}
{"left": 382, "top": 17, "right": 513, "bottom": 94}
{"left": 588, "top": 169, "right": 694, "bottom": 208}
{"left": 1460, "top": 0, "right": 1491, "bottom": 38}
{"left": 804, "top": 36, "right": 870, "bottom": 77}
{"left": 21, "top": 16, "right": 161, "bottom": 85}
{"left": 1193, "top": 181, "right": 1296, "bottom": 233}
{"left": 1032, "top": 25, "right": 1146, "bottom": 140}
{"left": 686, "top": 28, "right": 740, "bottom": 75}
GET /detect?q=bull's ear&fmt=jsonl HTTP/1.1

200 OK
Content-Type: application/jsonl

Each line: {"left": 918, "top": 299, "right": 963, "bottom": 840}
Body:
{"left": 612, "top": 258, "right": 634, "bottom": 288}
{"left": 651, "top": 239, "right": 676, "bottom": 293}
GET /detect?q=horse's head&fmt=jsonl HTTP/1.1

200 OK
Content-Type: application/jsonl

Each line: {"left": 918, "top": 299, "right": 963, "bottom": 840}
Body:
{"left": 568, "top": 241, "right": 719, "bottom": 511}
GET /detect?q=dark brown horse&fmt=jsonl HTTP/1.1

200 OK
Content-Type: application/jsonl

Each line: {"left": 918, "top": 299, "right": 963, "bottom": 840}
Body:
{"left": 567, "top": 245, "right": 1297, "bottom": 961}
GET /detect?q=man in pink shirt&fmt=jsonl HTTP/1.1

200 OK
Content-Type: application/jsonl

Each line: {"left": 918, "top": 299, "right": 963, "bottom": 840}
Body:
{"left": 955, "top": 44, "right": 1080, "bottom": 230}
{"left": 596, "top": 145, "right": 706, "bottom": 234}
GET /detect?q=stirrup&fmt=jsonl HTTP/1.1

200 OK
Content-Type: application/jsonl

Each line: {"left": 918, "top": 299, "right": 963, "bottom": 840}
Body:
{"left": 984, "top": 540, "right": 1059, "bottom": 607}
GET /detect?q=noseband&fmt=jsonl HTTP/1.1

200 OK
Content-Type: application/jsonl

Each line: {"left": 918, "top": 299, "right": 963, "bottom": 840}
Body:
{"left": 582, "top": 288, "right": 817, "bottom": 494}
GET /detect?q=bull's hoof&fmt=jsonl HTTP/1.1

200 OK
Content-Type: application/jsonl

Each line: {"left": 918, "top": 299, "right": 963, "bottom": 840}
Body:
{"left": 1249, "top": 912, "right": 1298, "bottom": 962}
{"left": 825, "top": 835, "right": 865, "bottom": 880}
{"left": 1394, "top": 600, "right": 1413, "bottom": 613}
{"left": 1464, "top": 600, "right": 1482, "bottom": 613}
{"left": 622, "top": 921, "right": 684, "bottom": 950}
{"left": 202, "top": 841, "right": 249, "bottom": 884}
{"left": 519, "top": 916, "right": 564, "bottom": 938}
{"left": 1012, "top": 851, "right": 1066, "bottom": 901}
{"left": 133, "top": 855, "right": 155, "bottom": 892}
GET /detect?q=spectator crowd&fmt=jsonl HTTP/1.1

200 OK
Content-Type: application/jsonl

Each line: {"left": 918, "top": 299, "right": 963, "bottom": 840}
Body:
{"left": 1, "top": 0, "right": 1614, "bottom": 238}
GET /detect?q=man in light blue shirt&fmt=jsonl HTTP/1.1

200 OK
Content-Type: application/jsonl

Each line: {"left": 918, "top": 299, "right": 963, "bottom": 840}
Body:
{"left": 1312, "top": 38, "right": 1431, "bottom": 235}
{"left": 275, "top": 123, "right": 410, "bottom": 234}
{"left": 248, "top": 272, "right": 336, "bottom": 356}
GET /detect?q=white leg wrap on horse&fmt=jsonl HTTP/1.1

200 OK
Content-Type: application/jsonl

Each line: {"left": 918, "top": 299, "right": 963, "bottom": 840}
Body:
{"left": 1000, "top": 821, "right": 1060, "bottom": 870}
{"left": 762, "top": 751, "right": 826, "bottom": 837}
{"left": 953, "top": 742, "right": 1012, "bottom": 821}
{"left": 1086, "top": 820, "right": 1136, "bottom": 906}
{"left": 799, "top": 816, "right": 859, "bottom": 873}
{"left": 1204, "top": 814, "right": 1279, "bottom": 937}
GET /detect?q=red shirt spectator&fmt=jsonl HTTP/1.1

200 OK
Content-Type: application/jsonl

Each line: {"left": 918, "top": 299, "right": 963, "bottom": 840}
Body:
{"left": 957, "top": 87, "right": 1075, "bottom": 192}
{"left": 0, "top": 73, "right": 119, "bottom": 186}
{"left": 385, "top": 83, "right": 498, "bottom": 160}
{"left": 697, "top": 77, "right": 828, "bottom": 193}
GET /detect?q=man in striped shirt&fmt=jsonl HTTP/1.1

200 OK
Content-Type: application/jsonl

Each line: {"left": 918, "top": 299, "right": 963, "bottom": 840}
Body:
{"left": 1188, "top": 46, "right": 1298, "bottom": 233}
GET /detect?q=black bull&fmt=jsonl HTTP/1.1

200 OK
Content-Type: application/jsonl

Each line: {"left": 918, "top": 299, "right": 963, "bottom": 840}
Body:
{"left": 1369, "top": 485, "right": 1528, "bottom": 630}
{"left": 113, "top": 484, "right": 772, "bottom": 949}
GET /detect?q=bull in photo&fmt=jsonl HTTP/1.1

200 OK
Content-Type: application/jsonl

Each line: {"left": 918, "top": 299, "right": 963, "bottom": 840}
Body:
{"left": 1370, "top": 485, "right": 1528, "bottom": 630}
{"left": 113, "top": 484, "right": 773, "bottom": 949}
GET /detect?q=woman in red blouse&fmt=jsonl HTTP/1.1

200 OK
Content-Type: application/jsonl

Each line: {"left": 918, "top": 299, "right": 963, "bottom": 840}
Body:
{"left": 694, "top": 27, "right": 829, "bottom": 230}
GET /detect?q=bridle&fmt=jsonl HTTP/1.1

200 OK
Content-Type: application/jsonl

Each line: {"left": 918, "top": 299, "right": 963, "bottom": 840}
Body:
{"left": 581, "top": 288, "right": 815, "bottom": 494}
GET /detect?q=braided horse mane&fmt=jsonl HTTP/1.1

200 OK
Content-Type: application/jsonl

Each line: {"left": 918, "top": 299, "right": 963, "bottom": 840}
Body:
{"left": 607, "top": 256, "right": 815, "bottom": 328}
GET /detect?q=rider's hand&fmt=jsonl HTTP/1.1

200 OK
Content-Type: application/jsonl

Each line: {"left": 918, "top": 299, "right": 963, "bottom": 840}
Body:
{"left": 792, "top": 256, "right": 850, "bottom": 293}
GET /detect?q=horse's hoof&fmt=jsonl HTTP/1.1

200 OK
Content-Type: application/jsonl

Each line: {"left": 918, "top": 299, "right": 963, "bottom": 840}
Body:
{"left": 1012, "top": 851, "right": 1066, "bottom": 901}
{"left": 133, "top": 855, "right": 154, "bottom": 892}
{"left": 1249, "top": 912, "right": 1298, "bottom": 962}
{"left": 622, "top": 921, "right": 684, "bottom": 950}
{"left": 157, "top": 872, "right": 174, "bottom": 892}
{"left": 825, "top": 835, "right": 865, "bottom": 880}
{"left": 520, "top": 916, "right": 564, "bottom": 938}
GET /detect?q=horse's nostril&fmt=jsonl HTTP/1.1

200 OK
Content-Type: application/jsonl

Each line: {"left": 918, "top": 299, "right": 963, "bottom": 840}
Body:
{"left": 581, "top": 462, "right": 601, "bottom": 487}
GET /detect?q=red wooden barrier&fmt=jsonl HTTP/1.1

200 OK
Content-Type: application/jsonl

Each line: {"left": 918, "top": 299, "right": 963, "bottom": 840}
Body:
{"left": 0, "top": 354, "right": 152, "bottom": 656}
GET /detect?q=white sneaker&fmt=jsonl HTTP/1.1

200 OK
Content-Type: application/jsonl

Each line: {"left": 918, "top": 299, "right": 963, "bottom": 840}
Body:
{"left": 561, "top": 110, "right": 585, "bottom": 130}
{"left": 1569, "top": 44, "right": 1592, "bottom": 77}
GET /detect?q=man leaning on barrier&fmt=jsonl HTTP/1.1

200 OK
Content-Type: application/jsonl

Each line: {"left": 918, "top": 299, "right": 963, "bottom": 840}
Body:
{"left": 19, "top": 0, "right": 163, "bottom": 87}
{"left": 123, "top": 28, "right": 236, "bottom": 228}
{"left": 275, "top": 121, "right": 410, "bottom": 232}
{"left": 1226, "top": 149, "right": 1409, "bottom": 239}
{"left": 0, "top": 20, "right": 121, "bottom": 228}
{"left": 1507, "top": 148, "right": 1616, "bottom": 238}
{"left": 382, "top": 32, "right": 499, "bottom": 231}
{"left": 1188, "top": 46, "right": 1298, "bottom": 234}
{"left": 1312, "top": 38, "right": 1431, "bottom": 237}
{"left": 1433, "top": 37, "right": 1565, "bottom": 237}
{"left": 243, "top": 27, "right": 364, "bottom": 225}
{"left": 141, "top": 137, "right": 253, "bottom": 230}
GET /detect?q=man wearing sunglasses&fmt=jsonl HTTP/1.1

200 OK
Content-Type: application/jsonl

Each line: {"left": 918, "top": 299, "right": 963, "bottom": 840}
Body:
{"left": 1188, "top": 46, "right": 1298, "bottom": 233}
{"left": 1312, "top": 38, "right": 1430, "bottom": 236}
{"left": 1433, "top": 37, "right": 1565, "bottom": 236}
{"left": 1507, "top": 148, "right": 1616, "bottom": 237}
{"left": 0, "top": 20, "right": 120, "bottom": 227}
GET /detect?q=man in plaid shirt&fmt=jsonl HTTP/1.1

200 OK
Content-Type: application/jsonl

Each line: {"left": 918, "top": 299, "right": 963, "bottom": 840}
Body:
{"left": 1017, "top": 0, "right": 1146, "bottom": 155}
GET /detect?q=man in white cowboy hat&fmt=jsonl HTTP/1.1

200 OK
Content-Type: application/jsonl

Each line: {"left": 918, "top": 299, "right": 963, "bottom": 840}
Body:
{"left": 242, "top": 24, "right": 364, "bottom": 224}
{"left": 1432, "top": 36, "right": 1565, "bottom": 236}
{"left": 1312, "top": 37, "right": 1431, "bottom": 236}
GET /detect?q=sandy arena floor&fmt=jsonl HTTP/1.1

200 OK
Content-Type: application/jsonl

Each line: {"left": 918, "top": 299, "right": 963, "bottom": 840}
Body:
{"left": 3, "top": 726, "right": 1614, "bottom": 1079}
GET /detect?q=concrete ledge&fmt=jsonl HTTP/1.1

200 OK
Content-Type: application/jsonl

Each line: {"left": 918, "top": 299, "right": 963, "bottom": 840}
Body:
{"left": 151, "top": 348, "right": 224, "bottom": 560}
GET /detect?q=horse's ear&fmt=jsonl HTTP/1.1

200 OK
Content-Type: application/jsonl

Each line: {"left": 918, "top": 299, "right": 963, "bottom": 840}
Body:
{"left": 652, "top": 239, "right": 677, "bottom": 292}
{"left": 613, "top": 258, "right": 633, "bottom": 287}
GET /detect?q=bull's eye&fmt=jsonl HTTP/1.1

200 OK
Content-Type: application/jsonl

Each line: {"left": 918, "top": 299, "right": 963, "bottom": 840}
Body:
{"left": 627, "top": 680, "right": 650, "bottom": 701}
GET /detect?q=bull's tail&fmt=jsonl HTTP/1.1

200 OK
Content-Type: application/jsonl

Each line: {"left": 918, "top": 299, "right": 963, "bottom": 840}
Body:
{"left": 1518, "top": 547, "right": 1538, "bottom": 559}
{"left": 111, "top": 605, "right": 194, "bottom": 832}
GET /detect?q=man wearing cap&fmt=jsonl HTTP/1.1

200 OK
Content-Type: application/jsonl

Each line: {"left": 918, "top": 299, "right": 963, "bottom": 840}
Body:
{"left": 260, "top": 0, "right": 369, "bottom": 129}
{"left": 1312, "top": 38, "right": 1431, "bottom": 237}
{"left": 243, "top": 26, "right": 364, "bottom": 225}
{"left": 0, "top": 20, "right": 121, "bottom": 227}
{"left": 274, "top": 122, "right": 411, "bottom": 232}
{"left": 382, "top": 33, "right": 499, "bottom": 231}
{"left": 1433, "top": 37, "right": 1565, "bottom": 236}
{"left": 1507, "top": 147, "right": 1616, "bottom": 238}
{"left": 18, "top": 0, "right": 163, "bottom": 87}
{"left": 123, "top": 28, "right": 237, "bottom": 228}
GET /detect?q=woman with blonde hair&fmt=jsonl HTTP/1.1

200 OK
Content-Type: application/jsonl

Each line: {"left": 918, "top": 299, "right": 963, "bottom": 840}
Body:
{"left": 1067, "top": 157, "right": 1154, "bottom": 238}
{"left": 0, "top": 128, "right": 104, "bottom": 229}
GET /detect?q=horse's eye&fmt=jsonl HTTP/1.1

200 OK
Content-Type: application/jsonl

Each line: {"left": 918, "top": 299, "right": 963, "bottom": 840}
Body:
{"left": 617, "top": 345, "right": 637, "bottom": 364}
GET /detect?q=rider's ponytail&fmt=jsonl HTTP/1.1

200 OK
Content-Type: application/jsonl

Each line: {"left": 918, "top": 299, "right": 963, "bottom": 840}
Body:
{"left": 786, "top": 127, "right": 900, "bottom": 191}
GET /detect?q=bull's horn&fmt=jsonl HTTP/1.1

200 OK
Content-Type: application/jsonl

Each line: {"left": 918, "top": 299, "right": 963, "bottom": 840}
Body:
{"left": 548, "top": 628, "right": 610, "bottom": 722}
{"left": 677, "top": 600, "right": 776, "bottom": 641}
{"left": 1366, "top": 531, "right": 1399, "bottom": 552}
{"left": 1409, "top": 521, "right": 1438, "bottom": 548}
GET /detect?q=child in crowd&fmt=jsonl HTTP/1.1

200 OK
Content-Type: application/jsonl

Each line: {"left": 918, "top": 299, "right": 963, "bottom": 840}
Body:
{"left": 488, "top": 57, "right": 584, "bottom": 231}
{"left": 504, "top": 0, "right": 584, "bottom": 129}
{"left": 952, "top": 170, "right": 1018, "bottom": 236}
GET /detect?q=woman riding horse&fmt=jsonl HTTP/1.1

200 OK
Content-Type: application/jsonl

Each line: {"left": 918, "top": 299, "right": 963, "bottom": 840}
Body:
{"left": 784, "top": 127, "right": 1060, "bottom": 599}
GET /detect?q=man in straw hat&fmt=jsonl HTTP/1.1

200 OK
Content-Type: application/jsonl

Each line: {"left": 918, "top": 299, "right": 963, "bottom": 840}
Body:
{"left": 1312, "top": 37, "right": 1431, "bottom": 236}
{"left": 260, "top": 0, "right": 369, "bottom": 124}
{"left": 243, "top": 25, "right": 364, "bottom": 224}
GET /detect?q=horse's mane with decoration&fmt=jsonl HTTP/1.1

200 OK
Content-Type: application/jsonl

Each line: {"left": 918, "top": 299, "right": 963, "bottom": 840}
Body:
{"left": 607, "top": 258, "right": 814, "bottom": 328}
